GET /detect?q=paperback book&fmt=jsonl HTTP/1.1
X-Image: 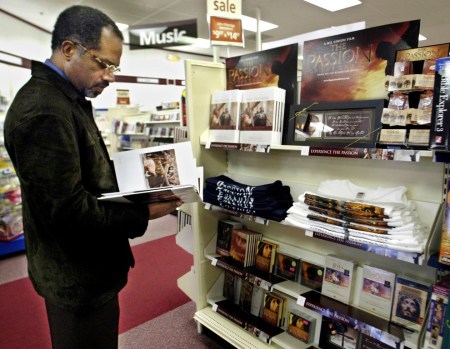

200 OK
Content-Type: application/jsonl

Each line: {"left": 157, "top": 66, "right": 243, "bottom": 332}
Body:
{"left": 216, "top": 219, "right": 243, "bottom": 257}
{"left": 255, "top": 240, "right": 278, "bottom": 273}
{"left": 390, "top": 275, "right": 432, "bottom": 331}
{"left": 99, "top": 141, "right": 201, "bottom": 204}
{"left": 239, "top": 279, "right": 254, "bottom": 313}
{"left": 286, "top": 309, "right": 316, "bottom": 344}
{"left": 321, "top": 254, "right": 356, "bottom": 305}
{"left": 359, "top": 264, "right": 396, "bottom": 320}
{"left": 209, "top": 89, "right": 242, "bottom": 143}
{"left": 273, "top": 251, "right": 301, "bottom": 282}
{"left": 239, "top": 86, "right": 285, "bottom": 145}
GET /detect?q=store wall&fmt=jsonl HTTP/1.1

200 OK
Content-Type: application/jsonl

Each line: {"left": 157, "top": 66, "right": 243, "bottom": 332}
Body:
{"left": 0, "top": 11, "right": 212, "bottom": 111}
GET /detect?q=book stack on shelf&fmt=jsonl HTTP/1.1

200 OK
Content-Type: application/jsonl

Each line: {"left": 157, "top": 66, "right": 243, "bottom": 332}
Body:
{"left": 229, "top": 227, "right": 263, "bottom": 268}
{"left": 208, "top": 86, "right": 286, "bottom": 146}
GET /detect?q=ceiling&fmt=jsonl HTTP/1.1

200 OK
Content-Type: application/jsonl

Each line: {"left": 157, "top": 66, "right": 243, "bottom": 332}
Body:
{"left": 1, "top": 0, "right": 449, "bottom": 57}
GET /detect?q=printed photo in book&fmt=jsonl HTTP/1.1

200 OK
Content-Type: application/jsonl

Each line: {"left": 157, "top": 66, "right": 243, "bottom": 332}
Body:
{"left": 391, "top": 275, "right": 431, "bottom": 331}
{"left": 101, "top": 141, "right": 200, "bottom": 204}
{"left": 359, "top": 265, "right": 396, "bottom": 319}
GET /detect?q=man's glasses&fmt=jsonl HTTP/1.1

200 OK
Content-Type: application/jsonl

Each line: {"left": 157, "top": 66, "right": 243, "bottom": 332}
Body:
{"left": 71, "top": 41, "right": 120, "bottom": 75}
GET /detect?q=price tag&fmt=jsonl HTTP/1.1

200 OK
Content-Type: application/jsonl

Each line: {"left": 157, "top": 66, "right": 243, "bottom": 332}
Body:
{"left": 212, "top": 303, "right": 218, "bottom": 312}
{"left": 206, "top": 141, "right": 211, "bottom": 149}
{"left": 211, "top": 258, "right": 218, "bottom": 266}
{"left": 305, "top": 230, "right": 313, "bottom": 237}
{"left": 297, "top": 295, "right": 306, "bottom": 307}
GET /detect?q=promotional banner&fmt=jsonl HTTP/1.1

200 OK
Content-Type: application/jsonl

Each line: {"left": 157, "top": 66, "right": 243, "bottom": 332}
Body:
{"left": 300, "top": 20, "right": 420, "bottom": 103}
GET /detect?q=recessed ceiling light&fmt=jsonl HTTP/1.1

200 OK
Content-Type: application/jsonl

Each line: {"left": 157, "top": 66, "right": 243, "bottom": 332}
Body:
{"left": 304, "top": 0, "right": 361, "bottom": 12}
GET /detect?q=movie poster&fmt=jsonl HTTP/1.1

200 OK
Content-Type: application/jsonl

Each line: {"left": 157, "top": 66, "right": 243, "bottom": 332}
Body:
{"left": 226, "top": 44, "right": 298, "bottom": 144}
{"left": 300, "top": 20, "right": 420, "bottom": 104}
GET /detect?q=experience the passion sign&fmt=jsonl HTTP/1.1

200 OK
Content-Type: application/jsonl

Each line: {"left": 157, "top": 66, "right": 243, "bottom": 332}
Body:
{"left": 129, "top": 19, "right": 197, "bottom": 49}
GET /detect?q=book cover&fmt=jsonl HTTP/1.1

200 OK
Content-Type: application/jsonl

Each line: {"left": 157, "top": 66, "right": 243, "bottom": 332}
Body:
{"left": 216, "top": 219, "right": 243, "bottom": 257}
{"left": 359, "top": 265, "right": 396, "bottom": 320}
{"left": 255, "top": 240, "right": 278, "bottom": 273}
{"left": 229, "top": 228, "right": 262, "bottom": 267}
{"left": 209, "top": 89, "right": 242, "bottom": 143}
{"left": 430, "top": 57, "right": 450, "bottom": 150}
{"left": 391, "top": 275, "right": 432, "bottom": 331}
{"left": 287, "top": 309, "right": 316, "bottom": 344}
{"left": 262, "top": 292, "right": 287, "bottom": 327}
{"left": 239, "top": 279, "right": 254, "bottom": 313}
{"left": 322, "top": 255, "right": 356, "bottom": 305}
{"left": 301, "top": 20, "right": 420, "bottom": 104}
{"left": 273, "top": 251, "right": 301, "bottom": 282}
{"left": 300, "top": 260, "right": 324, "bottom": 291}
{"left": 239, "top": 86, "right": 285, "bottom": 145}
{"left": 223, "top": 271, "right": 236, "bottom": 302}
{"left": 250, "top": 285, "right": 265, "bottom": 317}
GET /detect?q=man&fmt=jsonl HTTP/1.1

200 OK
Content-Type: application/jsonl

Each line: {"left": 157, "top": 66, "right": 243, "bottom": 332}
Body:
{"left": 4, "top": 6, "right": 181, "bottom": 349}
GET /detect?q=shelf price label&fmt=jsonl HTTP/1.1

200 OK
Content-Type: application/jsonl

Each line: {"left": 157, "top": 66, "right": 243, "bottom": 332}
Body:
{"left": 209, "top": 16, "right": 244, "bottom": 47}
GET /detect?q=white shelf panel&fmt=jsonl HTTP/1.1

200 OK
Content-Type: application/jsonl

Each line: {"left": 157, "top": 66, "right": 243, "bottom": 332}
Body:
{"left": 194, "top": 307, "right": 276, "bottom": 349}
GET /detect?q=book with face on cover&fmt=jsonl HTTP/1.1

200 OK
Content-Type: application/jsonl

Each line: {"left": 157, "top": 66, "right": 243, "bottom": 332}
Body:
{"left": 262, "top": 291, "right": 287, "bottom": 328}
{"left": 287, "top": 309, "right": 316, "bottom": 344}
{"left": 229, "top": 228, "right": 263, "bottom": 267}
{"left": 99, "top": 141, "right": 201, "bottom": 204}
{"left": 300, "top": 260, "right": 324, "bottom": 291}
{"left": 273, "top": 251, "right": 301, "bottom": 282}
{"left": 391, "top": 275, "right": 432, "bottom": 331}
{"left": 321, "top": 254, "right": 356, "bottom": 305}
{"left": 255, "top": 240, "right": 278, "bottom": 273}
{"left": 216, "top": 219, "right": 243, "bottom": 257}
{"left": 359, "top": 264, "right": 396, "bottom": 320}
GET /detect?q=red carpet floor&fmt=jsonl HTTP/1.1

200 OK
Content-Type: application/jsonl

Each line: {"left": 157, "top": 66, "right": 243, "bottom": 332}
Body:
{"left": 0, "top": 235, "right": 192, "bottom": 349}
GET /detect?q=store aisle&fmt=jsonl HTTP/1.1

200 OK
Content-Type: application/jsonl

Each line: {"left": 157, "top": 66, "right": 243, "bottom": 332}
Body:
{"left": 0, "top": 213, "right": 231, "bottom": 349}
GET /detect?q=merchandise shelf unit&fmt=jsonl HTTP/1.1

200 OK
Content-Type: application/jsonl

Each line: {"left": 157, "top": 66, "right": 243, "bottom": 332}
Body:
{"left": 178, "top": 60, "right": 446, "bottom": 349}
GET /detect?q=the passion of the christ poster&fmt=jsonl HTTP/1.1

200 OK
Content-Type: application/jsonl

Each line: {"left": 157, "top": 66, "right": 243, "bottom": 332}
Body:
{"left": 300, "top": 20, "right": 420, "bottom": 104}
{"left": 225, "top": 44, "right": 298, "bottom": 144}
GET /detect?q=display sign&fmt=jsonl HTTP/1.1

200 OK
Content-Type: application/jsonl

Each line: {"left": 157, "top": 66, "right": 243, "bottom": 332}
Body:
{"left": 129, "top": 19, "right": 197, "bottom": 49}
{"left": 207, "top": 0, "right": 242, "bottom": 19}
{"left": 209, "top": 16, "right": 244, "bottom": 47}
{"left": 396, "top": 44, "right": 450, "bottom": 62}
{"left": 300, "top": 20, "right": 420, "bottom": 103}
{"left": 286, "top": 99, "right": 384, "bottom": 148}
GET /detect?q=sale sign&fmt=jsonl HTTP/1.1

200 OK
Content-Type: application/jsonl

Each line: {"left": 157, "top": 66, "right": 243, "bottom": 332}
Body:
{"left": 209, "top": 16, "right": 244, "bottom": 47}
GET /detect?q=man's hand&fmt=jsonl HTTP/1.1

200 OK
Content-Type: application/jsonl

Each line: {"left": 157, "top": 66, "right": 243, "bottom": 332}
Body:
{"left": 148, "top": 200, "right": 183, "bottom": 220}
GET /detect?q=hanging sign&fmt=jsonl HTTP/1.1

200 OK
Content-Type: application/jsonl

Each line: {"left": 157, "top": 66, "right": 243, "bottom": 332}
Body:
{"left": 129, "top": 19, "right": 197, "bottom": 49}
{"left": 209, "top": 16, "right": 244, "bottom": 47}
{"left": 207, "top": 0, "right": 242, "bottom": 19}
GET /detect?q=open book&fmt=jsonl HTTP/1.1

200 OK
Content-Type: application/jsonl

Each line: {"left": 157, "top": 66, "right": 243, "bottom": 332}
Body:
{"left": 99, "top": 141, "right": 201, "bottom": 204}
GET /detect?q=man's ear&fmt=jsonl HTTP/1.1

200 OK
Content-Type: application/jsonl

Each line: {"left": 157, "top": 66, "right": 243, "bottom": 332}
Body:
{"left": 61, "top": 41, "right": 77, "bottom": 61}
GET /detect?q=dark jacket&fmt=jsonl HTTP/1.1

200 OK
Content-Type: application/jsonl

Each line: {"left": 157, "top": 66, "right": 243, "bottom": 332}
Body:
{"left": 4, "top": 61, "right": 149, "bottom": 311}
